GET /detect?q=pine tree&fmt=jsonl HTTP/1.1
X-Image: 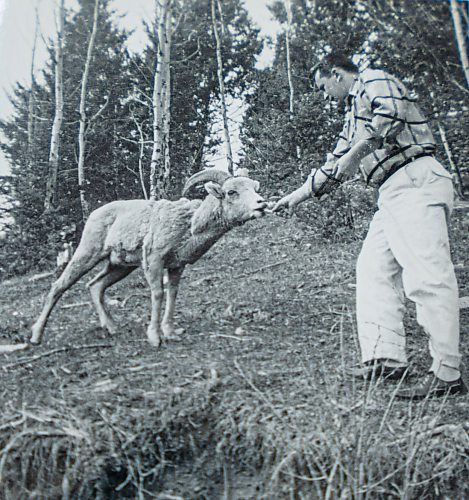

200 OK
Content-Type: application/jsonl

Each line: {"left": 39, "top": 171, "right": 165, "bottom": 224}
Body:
{"left": 0, "top": 0, "right": 133, "bottom": 272}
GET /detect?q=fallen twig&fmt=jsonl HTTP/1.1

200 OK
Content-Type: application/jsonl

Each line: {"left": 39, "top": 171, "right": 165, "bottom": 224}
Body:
{"left": 0, "top": 416, "right": 26, "bottom": 431}
{"left": 61, "top": 301, "right": 91, "bottom": 309}
{"left": 127, "top": 362, "right": 164, "bottom": 372}
{"left": 1, "top": 343, "right": 113, "bottom": 370}
{"left": 208, "top": 333, "right": 253, "bottom": 341}
{"left": 232, "top": 260, "right": 288, "bottom": 280}
{"left": 122, "top": 292, "right": 149, "bottom": 307}
{"left": 28, "top": 271, "right": 54, "bottom": 282}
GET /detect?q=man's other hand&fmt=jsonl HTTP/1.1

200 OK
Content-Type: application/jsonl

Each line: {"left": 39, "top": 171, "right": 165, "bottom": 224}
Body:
{"left": 272, "top": 182, "right": 311, "bottom": 213}
{"left": 333, "top": 156, "right": 354, "bottom": 181}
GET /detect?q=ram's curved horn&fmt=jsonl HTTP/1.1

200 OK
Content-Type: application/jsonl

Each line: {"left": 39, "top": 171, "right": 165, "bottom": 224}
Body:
{"left": 182, "top": 169, "right": 232, "bottom": 196}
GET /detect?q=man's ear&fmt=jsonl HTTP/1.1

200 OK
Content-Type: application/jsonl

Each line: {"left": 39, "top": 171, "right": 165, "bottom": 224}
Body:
{"left": 205, "top": 181, "right": 225, "bottom": 199}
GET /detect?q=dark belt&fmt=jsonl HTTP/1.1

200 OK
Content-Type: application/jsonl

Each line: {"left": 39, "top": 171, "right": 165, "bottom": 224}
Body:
{"left": 377, "top": 152, "right": 435, "bottom": 188}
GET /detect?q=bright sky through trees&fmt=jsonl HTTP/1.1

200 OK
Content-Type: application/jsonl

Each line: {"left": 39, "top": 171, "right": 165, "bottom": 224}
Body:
{"left": 0, "top": 0, "right": 280, "bottom": 174}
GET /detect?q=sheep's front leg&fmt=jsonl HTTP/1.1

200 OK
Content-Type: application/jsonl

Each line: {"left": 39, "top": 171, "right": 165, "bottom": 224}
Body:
{"left": 161, "top": 266, "right": 185, "bottom": 340}
{"left": 143, "top": 255, "right": 165, "bottom": 348}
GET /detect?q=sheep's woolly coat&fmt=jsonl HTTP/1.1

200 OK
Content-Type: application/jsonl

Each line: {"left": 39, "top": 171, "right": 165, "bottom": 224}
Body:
{"left": 86, "top": 196, "right": 229, "bottom": 270}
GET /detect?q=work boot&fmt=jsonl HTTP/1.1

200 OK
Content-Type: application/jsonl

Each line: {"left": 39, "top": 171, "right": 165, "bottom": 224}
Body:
{"left": 396, "top": 373, "right": 468, "bottom": 400}
{"left": 346, "top": 359, "right": 408, "bottom": 381}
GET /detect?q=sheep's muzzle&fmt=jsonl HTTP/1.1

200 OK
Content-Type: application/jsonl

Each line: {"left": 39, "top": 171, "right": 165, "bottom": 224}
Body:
{"left": 251, "top": 201, "right": 268, "bottom": 218}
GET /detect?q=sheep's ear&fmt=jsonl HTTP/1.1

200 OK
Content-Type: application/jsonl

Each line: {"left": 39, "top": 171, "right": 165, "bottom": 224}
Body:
{"left": 205, "top": 181, "right": 225, "bottom": 199}
{"left": 254, "top": 180, "right": 260, "bottom": 192}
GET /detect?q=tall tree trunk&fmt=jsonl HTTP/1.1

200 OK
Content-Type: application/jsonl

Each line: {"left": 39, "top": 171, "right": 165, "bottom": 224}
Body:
{"left": 284, "top": 0, "right": 300, "bottom": 159}
{"left": 211, "top": 0, "right": 233, "bottom": 174}
{"left": 44, "top": 0, "right": 65, "bottom": 212}
{"left": 437, "top": 122, "right": 465, "bottom": 198}
{"left": 130, "top": 108, "right": 149, "bottom": 200}
{"left": 450, "top": 0, "right": 469, "bottom": 89}
{"left": 284, "top": 0, "right": 294, "bottom": 117}
{"left": 150, "top": 0, "right": 172, "bottom": 200}
{"left": 77, "top": 0, "right": 100, "bottom": 221}
{"left": 162, "top": 6, "right": 172, "bottom": 189}
{"left": 27, "top": 3, "right": 40, "bottom": 161}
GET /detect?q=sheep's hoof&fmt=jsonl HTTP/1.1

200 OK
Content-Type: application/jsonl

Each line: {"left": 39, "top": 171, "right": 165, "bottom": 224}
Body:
{"left": 103, "top": 321, "right": 118, "bottom": 336}
{"left": 162, "top": 327, "right": 185, "bottom": 341}
{"left": 147, "top": 333, "right": 161, "bottom": 348}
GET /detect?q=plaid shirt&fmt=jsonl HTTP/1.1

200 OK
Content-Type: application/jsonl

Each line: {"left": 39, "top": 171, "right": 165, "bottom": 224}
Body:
{"left": 328, "top": 68, "right": 436, "bottom": 187}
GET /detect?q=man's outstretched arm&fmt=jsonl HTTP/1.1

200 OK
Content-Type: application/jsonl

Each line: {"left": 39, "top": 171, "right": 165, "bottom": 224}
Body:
{"left": 272, "top": 161, "right": 342, "bottom": 212}
{"left": 271, "top": 179, "right": 312, "bottom": 212}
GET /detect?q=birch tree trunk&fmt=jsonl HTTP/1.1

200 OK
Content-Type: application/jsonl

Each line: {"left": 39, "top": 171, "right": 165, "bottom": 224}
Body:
{"left": 211, "top": 0, "right": 233, "bottom": 174}
{"left": 77, "top": 0, "right": 100, "bottom": 221}
{"left": 27, "top": 3, "right": 40, "bottom": 160}
{"left": 284, "top": 0, "right": 300, "bottom": 159}
{"left": 284, "top": 0, "right": 294, "bottom": 118}
{"left": 437, "top": 122, "right": 465, "bottom": 198}
{"left": 44, "top": 0, "right": 65, "bottom": 212}
{"left": 450, "top": 0, "right": 469, "bottom": 89}
{"left": 150, "top": 0, "right": 172, "bottom": 199}
{"left": 130, "top": 108, "right": 149, "bottom": 200}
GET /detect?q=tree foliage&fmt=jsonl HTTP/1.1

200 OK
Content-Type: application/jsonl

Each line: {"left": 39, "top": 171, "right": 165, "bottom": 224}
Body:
{"left": 0, "top": 0, "right": 467, "bottom": 276}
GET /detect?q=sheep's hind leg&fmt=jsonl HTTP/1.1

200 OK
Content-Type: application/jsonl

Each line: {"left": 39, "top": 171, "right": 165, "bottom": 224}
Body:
{"left": 161, "top": 266, "right": 185, "bottom": 340}
{"left": 30, "top": 250, "right": 104, "bottom": 345}
{"left": 143, "top": 255, "right": 165, "bottom": 348}
{"left": 88, "top": 263, "right": 137, "bottom": 335}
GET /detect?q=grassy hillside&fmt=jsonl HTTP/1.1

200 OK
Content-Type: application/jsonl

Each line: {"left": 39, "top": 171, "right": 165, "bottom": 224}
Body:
{"left": 0, "top": 206, "right": 468, "bottom": 499}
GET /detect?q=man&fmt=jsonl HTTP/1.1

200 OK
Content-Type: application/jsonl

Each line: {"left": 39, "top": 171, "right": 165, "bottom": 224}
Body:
{"left": 273, "top": 53, "right": 466, "bottom": 400}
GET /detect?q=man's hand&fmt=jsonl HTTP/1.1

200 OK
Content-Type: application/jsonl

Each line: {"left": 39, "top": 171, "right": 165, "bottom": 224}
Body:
{"left": 271, "top": 192, "right": 300, "bottom": 213}
{"left": 333, "top": 153, "right": 362, "bottom": 181}
{"left": 272, "top": 181, "right": 311, "bottom": 213}
{"left": 333, "top": 138, "right": 380, "bottom": 180}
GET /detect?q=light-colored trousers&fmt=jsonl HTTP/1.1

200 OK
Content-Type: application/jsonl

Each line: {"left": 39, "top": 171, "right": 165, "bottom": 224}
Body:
{"left": 356, "top": 156, "right": 461, "bottom": 382}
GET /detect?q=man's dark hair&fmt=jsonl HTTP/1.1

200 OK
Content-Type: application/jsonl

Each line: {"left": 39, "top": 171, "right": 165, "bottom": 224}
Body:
{"left": 314, "top": 52, "right": 359, "bottom": 78}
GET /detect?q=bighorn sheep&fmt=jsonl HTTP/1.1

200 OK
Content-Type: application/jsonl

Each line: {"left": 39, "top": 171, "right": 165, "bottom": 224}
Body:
{"left": 30, "top": 170, "right": 267, "bottom": 347}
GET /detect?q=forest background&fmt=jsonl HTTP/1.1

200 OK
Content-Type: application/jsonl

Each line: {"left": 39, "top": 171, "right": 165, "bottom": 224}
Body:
{"left": 0, "top": 0, "right": 468, "bottom": 276}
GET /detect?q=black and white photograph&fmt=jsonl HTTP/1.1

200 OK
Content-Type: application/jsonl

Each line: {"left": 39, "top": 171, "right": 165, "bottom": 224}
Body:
{"left": 0, "top": 0, "right": 468, "bottom": 497}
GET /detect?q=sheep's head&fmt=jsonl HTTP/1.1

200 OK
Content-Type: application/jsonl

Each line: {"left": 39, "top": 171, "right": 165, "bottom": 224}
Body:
{"left": 183, "top": 169, "right": 267, "bottom": 224}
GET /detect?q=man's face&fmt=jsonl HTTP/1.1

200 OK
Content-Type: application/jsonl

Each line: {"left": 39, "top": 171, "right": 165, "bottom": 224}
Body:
{"left": 314, "top": 68, "right": 351, "bottom": 102}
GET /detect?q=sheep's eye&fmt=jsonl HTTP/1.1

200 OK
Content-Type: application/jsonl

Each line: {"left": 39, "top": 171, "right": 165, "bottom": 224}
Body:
{"left": 227, "top": 190, "right": 237, "bottom": 196}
